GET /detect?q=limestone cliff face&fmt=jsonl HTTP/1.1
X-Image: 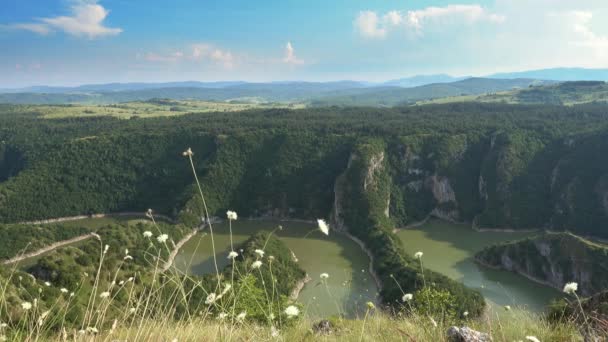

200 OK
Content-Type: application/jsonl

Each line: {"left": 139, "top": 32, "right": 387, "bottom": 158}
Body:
{"left": 475, "top": 233, "right": 608, "bottom": 296}
{"left": 364, "top": 152, "right": 384, "bottom": 192}
{"left": 332, "top": 153, "right": 357, "bottom": 231}
{"left": 425, "top": 175, "right": 459, "bottom": 221}
{"left": 332, "top": 147, "right": 390, "bottom": 230}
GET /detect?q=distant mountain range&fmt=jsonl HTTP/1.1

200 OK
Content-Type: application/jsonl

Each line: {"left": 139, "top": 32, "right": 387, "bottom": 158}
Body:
{"left": 488, "top": 68, "right": 608, "bottom": 82}
{"left": 1, "top": 67, "right": 608, "bottom": 106}
{"left": 384, "top": 74, "right": 468, "bottom": 88}
{"left": 0, "top": 78, "right": 555, "bottom": 106}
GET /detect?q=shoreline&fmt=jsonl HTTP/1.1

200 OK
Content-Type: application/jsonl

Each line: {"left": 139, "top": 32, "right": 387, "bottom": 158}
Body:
{"left": 337, "top": 229, "right": 383, "bottom": 298}
{"left": 473, "top": 257, "right": 561, "bottom": 292}
{"left": 17, "top": 211, "right": 175, "bottom": 225}
{"left": 242, "top": 217, "right": 383, "bottom": 299}
{"left": 2, "top": 233, "right": 101, "bottom": 266}
{"left": 289, "top": 274, "right": 312, "bottom": 301}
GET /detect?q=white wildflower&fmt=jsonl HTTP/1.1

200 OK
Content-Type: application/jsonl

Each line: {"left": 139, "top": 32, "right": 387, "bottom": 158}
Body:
{"left": 254, "top": 249, "right": 265, "bottom": 257}
{"left": 44, "top": 281, "right": 51, "bottom": 287}
{"left": 103, "top": 244, "right": 109, "bottom": 254}
{"left": 320, "top": 273, "right": 329, "bottom": 279}
{"left": 402, "top": 293, "right": 413, "bottom": 302}
{"left": 86, "top": 327, "right": 98, "bottom": 334}
{"left": 182, "top": 148, "right": 193, "bottom": 157}
{"left": 128, "top": 277, "right": 134, "bottom": 282}
{"left": 157, "top": 234, "right": 169, "bottom": 243}
{"left": 119, "top": 280, "right": 125, "bottom": 285}
{"left": 217, "top": 312, "right": 228, "bottom": 320}
{"left": 463, "top": 311, "right": 469, "bottom": 317}
{"left": 60, "top": 288, "right": 68, "bottom": 293}
{"left": 268, "top": 255, "right": 275, "bottom": 261}
{"left": 236, "top": 311, "right": 247, "bottom": 322}
{"left": 290, "top": 250, "right": 299, "bottom": 262}
{"left": 0, "top": 323, "right": 6, "bottom": 328}
{"left": 414, "top": 251, "right": 423, "bottom": 259}
{"left": 220, "top": 283, "right": 232, "bottom": 296}
{"left": 366, "top": 301, "right": 375, "bottom": 310}
{"left": 317, "top": 219, "right": 329, "bottom": 235}
{"left": 284, "top": 305, "right": 299, "bottom": 317}
{"left": 143, "top": 231, "right": 153, "bottom": 238}
{"left": 21, "top": 302, "right": 32, "bottom": 310}
{"left": 37, "top": 310, "right": 50, "bottom": 326}
{"left": 205, "top": 293, "right": 217, "bottom": 305}
{"left": 525, "top": 336, "right": 541, "bottom": 342}
{"left": 227, "top": 251, "right": 238, "bottom": 259}
{"left": 99, "top": 291, "right": 111, "bottom": 299}
{"left": 504, "top": 305, "right": 511, "bottom": 311}
{"left": 78, "top": 330, "right": 86, "bottom": 335}
{"left": 129, "top": 308, "right": 136, "bottom": 314}
{"left": 252, "top": 260, "right": 263, "bottom": 269}
{"left": 146, "top": 208, "right": 153, "bottom": 217}
{"left": 271, "top": 325, "right": 280, "bottom": 338}
{"left": 226, "top": 210, "right": 238, "bottom": 220}
{"left": 563, "top": 282, "right": 578, "bottom": 294}
{"left": 124, "top": 255, "right": 133, "bottom": 261}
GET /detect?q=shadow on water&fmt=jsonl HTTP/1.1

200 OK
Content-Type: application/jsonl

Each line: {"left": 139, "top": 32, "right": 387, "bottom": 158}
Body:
{"left": 396, "top": 219, "right": 562, "bottom": 313}
{"left": 176, "top": 219, "right": 378, "bottom": 318}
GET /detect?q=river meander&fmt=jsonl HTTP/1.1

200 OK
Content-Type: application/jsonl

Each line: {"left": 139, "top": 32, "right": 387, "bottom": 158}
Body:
{"left": 396, "top": 219, "right": 561, "bottom": 313}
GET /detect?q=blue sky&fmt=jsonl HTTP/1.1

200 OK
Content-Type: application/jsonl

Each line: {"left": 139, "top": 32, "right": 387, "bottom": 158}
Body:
{"left": 1, "top": 0, "right": 608, "bottom": 87}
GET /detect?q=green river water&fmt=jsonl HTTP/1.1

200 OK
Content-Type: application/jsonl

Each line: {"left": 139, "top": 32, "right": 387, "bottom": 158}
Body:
{"left": 174, "top": 220, "right": 379, "bottom": 318}
{"left": 396, "top": 220, "right": 561, "bottom": 313}
{"left": 176, "top": 219, "right": 562, "bottom": 317}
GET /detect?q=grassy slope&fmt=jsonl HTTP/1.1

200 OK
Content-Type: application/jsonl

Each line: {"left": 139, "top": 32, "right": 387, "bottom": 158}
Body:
{"left": 5, "top": 100, "right": 304, "bottom": 119}
{"left": 420, "top": 81, "right": 608, "bottom": 106}
{"left": 103, "top": 311, "right": 581, "bottom": 341}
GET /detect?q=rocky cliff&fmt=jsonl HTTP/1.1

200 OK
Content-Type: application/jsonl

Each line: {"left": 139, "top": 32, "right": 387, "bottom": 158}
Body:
{"left": 475, "top": 232, "right": 608, "bottom": 296}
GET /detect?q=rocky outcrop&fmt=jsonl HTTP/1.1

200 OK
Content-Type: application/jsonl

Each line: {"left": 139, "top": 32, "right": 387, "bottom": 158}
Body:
{"left": 475, "top": 232, "right": 608, "bottom": 296}
{"left": 426, "top": 175, "right": 459, "bottom": 221}
{"left": 447, "top": 326, "right": 492, "bottom": 342}
{"left": 363, "top": 151, "right": 384, "bottom": 191}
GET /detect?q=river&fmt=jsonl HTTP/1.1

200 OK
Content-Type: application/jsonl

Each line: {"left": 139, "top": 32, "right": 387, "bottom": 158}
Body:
{"left": 174, "top": 219, "right": 379, "bottom": 318}
{"left": 396, "top": 219, "right": 561, "bottom": 313}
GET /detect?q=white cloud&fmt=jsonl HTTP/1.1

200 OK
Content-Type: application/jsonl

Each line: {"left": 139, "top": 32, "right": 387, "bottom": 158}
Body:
{"left": 567, "top": 11, "right": 608, "bottom": 53}
{"left": 10, "top": 0, "right": 122, "bottom": 39}
{"left": 142, "top": 44, "right": 235, "bottom": 69}
{"left": 355, "top": 4, "right": 504, "bottom": 39}
{"left": 143, "top": 51, "right": 185, "bottom": 63}
{"left": 352, "top": 1, "right": 608, "bottom": 73}
{"left": 355, "top": 11, "right": 387, "bottom": 39}
{"left": 11, "top": 23, "right": 52, "bottom": 35}
{"left": 191, "top": 44, "right": 234, "bottom": 68}
{"left": 283, "top": 42, "right": 304, "bottom": 65}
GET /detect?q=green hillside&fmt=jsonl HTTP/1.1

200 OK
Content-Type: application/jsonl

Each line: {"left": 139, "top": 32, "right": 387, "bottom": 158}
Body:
{"left": 421, "top": 81, "right": 608, "bottom": 105}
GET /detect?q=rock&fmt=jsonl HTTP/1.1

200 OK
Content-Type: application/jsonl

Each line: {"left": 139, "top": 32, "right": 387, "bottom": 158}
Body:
{"left": 447, "top": 326, "right": 492, "bottom": 342}
{"left": 313, "top": 320, "right": 332, "bottom": 335}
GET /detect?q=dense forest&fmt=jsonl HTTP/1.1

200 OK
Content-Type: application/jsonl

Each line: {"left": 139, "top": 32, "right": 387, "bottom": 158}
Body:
{"left": 1, "top": 103, "right": 608, "bottom": 237}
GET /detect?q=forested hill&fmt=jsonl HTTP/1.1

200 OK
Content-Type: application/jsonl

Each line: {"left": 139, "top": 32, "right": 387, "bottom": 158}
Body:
{"left": 1, "top": 102, "right": 608, "bottom": 238}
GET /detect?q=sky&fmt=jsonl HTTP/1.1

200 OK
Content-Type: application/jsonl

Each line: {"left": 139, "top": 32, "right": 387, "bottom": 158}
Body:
{"left": 1, "top": 0, "right": 608, "bottom": 87}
